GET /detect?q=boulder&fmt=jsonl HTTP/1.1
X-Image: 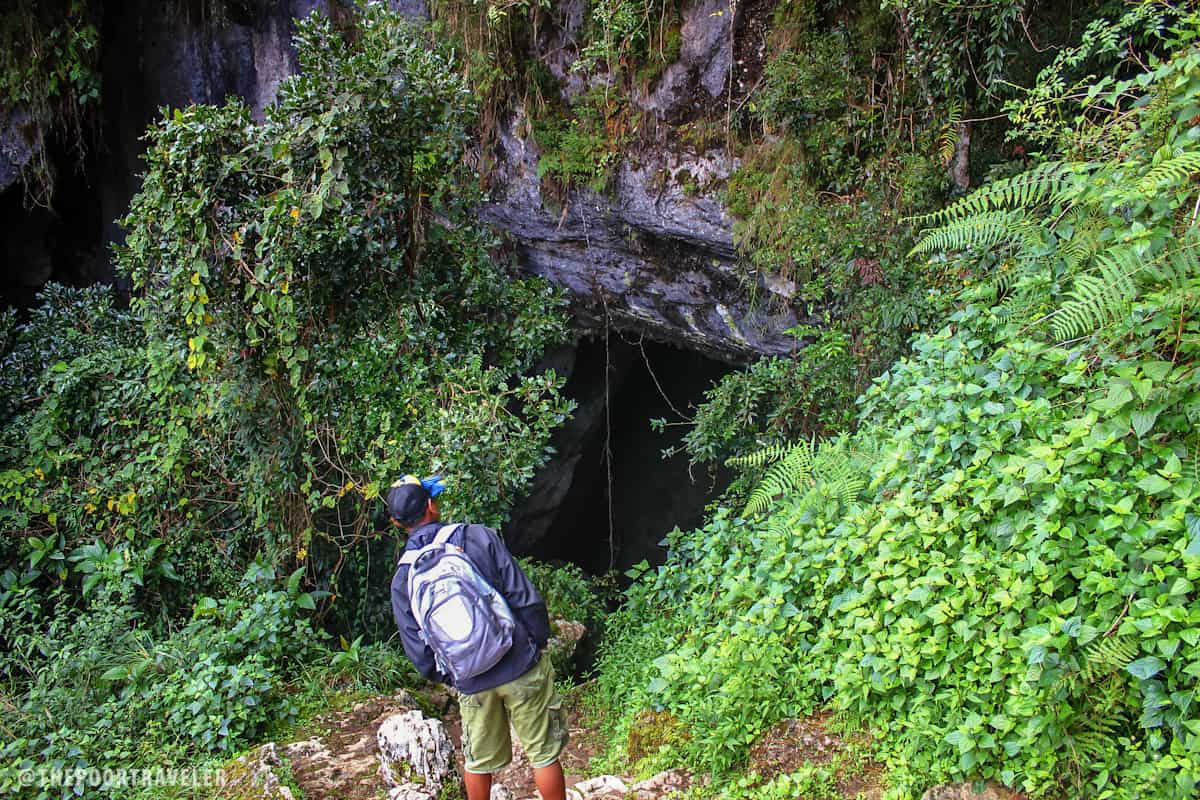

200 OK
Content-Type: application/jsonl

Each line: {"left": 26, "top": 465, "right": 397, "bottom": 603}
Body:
{"left": 630, "top": 768, "right": 692, "bottom": 797}
{"left": 567, "top": 775, "right": 630, "bottom": 799}
{"left": 547, "top": 618, "right": 588, "bottom": 667}
{"left": 377, "top": 709, "right": 459, "bottom": 799}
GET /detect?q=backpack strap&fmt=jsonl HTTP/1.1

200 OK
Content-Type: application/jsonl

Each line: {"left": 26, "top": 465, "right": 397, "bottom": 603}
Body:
{"left": 398, "top": 523, "right": 465, "bottom": 567}
{"left": 431, "top": 523, "right": 463, "bottom": 547}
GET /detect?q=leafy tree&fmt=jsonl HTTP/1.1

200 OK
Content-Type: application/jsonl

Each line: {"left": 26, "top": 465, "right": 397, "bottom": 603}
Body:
{"left": 1, "top": 6, "right": 575, "bottom": 790}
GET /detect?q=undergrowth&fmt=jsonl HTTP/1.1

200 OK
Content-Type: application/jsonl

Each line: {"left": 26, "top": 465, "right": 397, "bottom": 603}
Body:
{"left": 595, "top": 6, "right": 1200, "bottom": 798}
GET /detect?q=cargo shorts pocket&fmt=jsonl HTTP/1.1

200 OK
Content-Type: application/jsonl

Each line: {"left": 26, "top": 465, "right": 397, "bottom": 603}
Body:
{"left": 507, "top": 655, "right": 568, "bottom": 769}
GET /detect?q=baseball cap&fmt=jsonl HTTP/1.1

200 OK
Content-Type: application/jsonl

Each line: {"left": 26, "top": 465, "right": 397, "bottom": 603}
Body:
{"left": 386, "top": 475, "right": 430, "bottom": 525}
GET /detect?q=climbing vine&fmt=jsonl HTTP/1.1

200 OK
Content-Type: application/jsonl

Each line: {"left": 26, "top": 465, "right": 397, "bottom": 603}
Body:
{"left": 0, "top": 0, "right": 101, "bottom": 204}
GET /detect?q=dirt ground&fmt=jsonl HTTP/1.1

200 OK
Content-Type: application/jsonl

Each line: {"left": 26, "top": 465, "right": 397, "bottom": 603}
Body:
{"left": 748, "top": 712, "right": 886, "bottom": 799}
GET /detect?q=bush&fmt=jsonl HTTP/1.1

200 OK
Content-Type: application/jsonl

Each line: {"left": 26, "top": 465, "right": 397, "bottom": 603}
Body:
{"left": 0, "top": 563, "right": 324, "bottom": 797}
{"left": 596, "top": 9, "right": 1200, "bottom": 797}
{"left": 0, "top": 6, "right": 575, "bottom": 796}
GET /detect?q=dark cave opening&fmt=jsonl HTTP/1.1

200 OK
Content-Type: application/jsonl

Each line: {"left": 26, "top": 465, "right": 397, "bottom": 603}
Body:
{"left": 518, "top": 335, "right": 734, "bottom": 575}
{"left": 1, "top": 137, "right": 106, "bottom": 310}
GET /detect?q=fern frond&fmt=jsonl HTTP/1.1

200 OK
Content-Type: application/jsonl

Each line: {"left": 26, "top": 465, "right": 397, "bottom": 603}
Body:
{"left": 1051, "top": 247, "right": 1141, "bottom": 340}
{"left": 1144, "top": 238, "right": 1200, "bottom": 289}
{"left": 909, "top": 161, "right": 1077, "bottom": 228}
{"left": 910, "top": 210, "right": 1042, "bottom": 256}
{"left": 743, "top": 438, "right": 816, "bottom": 517}
{"left": 726, "top": 443, "right": 791, "bottom": 472}
{"left": 1070, "top": 730, "right": 1118, "bottom": 763}
{"left": 1056, "top": 206, "right": 1107, "bottom": 274}
{"left": 742, "top": 437, "right": 868, "bottom": 517}
{"left": 1137, "top": 149, "right": 1200, "bottom": 193}
{"left": 937, "top": 99, "right": 963, "bottom": 165}
{"left": 1082, "top": 635, "right": 1139, "bottom": 682}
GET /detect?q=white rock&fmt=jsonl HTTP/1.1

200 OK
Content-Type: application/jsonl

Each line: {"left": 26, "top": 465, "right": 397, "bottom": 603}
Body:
{"left": 218, "top": 742, "right": 295, "bottom": 800}
{"left": 377, "top": 710, "right": 456, "bottom": 795}
{"left": 631, "top": 768, "right": 691, "bottom": 798}
{"left": 389, "top": 787, "right": 437, "bottom": 800}
{"left": 567, "top": 775, "right": 630, "bottom": 799}
{"left": 490, "top": 785, "right": 516, "bottom": 800}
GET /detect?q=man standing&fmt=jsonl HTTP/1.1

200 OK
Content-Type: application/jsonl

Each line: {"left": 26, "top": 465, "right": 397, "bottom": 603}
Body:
{"left": 387, "top": 475, "right": 568, "bottom": 800}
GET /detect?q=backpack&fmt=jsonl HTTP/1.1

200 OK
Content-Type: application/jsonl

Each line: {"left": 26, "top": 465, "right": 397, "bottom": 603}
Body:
{"left": 398, "top": 524, "right": 516, "bottom": 683}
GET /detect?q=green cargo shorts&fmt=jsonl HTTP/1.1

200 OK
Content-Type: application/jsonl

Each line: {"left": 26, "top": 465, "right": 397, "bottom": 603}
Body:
{"left": 459, "top": 652, "right": 568, "bottom": 773}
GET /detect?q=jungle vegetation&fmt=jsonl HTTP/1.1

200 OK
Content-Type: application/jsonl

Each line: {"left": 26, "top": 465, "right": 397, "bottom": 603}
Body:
{"left": 1, "top": 1, "right": 1198, "bottom": 799}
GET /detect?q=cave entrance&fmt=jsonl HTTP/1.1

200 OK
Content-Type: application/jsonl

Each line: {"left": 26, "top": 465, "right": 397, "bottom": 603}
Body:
{"left": 511, "top": 335, "right": 733, "bottom": 575}
{"left": 1, "top": 136, "right": 107, "bottom": 310}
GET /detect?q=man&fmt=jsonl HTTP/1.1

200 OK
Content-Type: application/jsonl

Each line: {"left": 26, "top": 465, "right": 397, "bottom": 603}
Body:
{"left": 387, "top": 475, "right": 568, "bottom": 800}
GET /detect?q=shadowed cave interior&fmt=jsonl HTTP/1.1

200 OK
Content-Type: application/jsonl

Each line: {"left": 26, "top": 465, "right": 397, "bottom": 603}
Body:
{"left": 517, "top": 335, "right": 734, "bottom": 575}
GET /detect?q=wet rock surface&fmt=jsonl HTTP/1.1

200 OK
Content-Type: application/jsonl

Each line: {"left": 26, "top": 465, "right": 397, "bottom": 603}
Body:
{"left": 480, "top": 104, "right": 800, "bottom": 361}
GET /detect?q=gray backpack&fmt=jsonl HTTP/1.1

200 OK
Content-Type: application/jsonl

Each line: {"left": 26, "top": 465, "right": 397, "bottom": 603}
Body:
{"left": 398, "top": 524, "right": 516, "bottom": 683}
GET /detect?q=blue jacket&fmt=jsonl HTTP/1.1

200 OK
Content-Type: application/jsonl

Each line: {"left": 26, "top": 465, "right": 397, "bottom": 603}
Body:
{"left": 391, "top": 521, "right": 550, "bottom": 694}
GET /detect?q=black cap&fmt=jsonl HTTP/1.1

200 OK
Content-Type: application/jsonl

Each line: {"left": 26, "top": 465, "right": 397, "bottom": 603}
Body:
{"left": 386, "top": 479, "right": 430, "bottom": 525}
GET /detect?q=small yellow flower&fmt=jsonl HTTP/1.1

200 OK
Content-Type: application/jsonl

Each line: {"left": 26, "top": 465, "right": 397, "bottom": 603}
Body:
{"left": 289, "top": 207, "right": 300, "bottom": 221}
{"left": 296, "top": 547, "right": 308, "bottom": 561}
{"left": 33, "top": 468, "right": 44, "bottom": 480}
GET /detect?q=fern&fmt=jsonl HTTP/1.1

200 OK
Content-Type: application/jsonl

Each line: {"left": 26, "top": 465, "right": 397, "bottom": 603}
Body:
{"left": 1052, "top": 239, "right": 1200, "bottom": 341}
{"left": 909, "top": 209, "right": 1043, "bottom": 256}
{"left": 739, "top": 437, "right": 866, "bottom": 517}
{"left": 726, "top": 443, "right": 791, "bottom": 472}
{"left": 1057, "top": 206, "right": 1107, "bottom": 273}
{"left": 742, "top": 438, "right": 817, "bottom": 517}
{"left": 1082, "top": 634, "right": 1139, "bottom": 683}
{"left": 1144, "top": 236, "right": 1200, "bottom": 289}
{"left": 1051, "top": 247, "right": 1141, "bottom": 340}
{"left": 910, "top": 161, "right": 1078, "bottom": 228}
{"left": 937, "top": 99, "right": 963, "bottom": 165}
{"left": 1137, "top": 149, "right": 1200, "bottom": 193}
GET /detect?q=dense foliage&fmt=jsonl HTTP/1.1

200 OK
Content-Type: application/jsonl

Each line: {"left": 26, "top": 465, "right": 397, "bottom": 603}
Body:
{"left": 683, "top": 0, "right": 1118, "bottom": 466}
{"left": 0, "top": 0, "right": 101, "bottom": 203}
{"left": 1, "top": 6, "right": 573, "bottom": 796}
{"left": 596, "top": 5, "right": 1200, "bottom": 798}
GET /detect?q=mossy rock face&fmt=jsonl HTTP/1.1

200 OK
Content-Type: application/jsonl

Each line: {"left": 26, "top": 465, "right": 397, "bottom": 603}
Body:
{"left": 216, "top": 743, "right": 298, "bottom": 800}
{"left": 626, "top": 709, "right": 689, "bottom": 764}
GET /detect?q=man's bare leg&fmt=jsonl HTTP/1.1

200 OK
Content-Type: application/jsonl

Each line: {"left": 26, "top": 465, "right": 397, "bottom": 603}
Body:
{"left": 533, "top": 761, "right": 566, "bottom": 800}
{"left": 464, "top": 770, "right": 493, "bottom": 800}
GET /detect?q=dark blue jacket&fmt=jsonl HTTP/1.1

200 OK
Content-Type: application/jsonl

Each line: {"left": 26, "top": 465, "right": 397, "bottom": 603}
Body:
{"left": 391, "top": 521, "right": 550, "bottom": 694}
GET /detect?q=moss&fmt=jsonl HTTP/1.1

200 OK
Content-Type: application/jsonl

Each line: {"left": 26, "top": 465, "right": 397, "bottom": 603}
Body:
{"left": 625, "top": 709, "right": 689, "bottom": 764}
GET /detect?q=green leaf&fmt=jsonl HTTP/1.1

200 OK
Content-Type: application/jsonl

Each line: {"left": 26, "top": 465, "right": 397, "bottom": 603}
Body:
{"left": 100, "top": 666, "right": 130, "bottom": 682}
{"left": 296, "top": 593, "right": 317, "bottom": 611}
{"left": 1130, "top": 409, "right": 1159, "bottom": 438}
{"left": 1185, "top": 515, "right": 1200, "bottom": 557}
{"left": 1136, "top": 475, "right": 1172, "bottom": 495}
{"left": 1127, "top": 656, "right": 1166, "bottom": 680}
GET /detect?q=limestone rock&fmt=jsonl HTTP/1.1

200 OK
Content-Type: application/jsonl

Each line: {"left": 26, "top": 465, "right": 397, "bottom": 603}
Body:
{"left": 631, "top": 768, "right": 692, "bottom": 797}
{"left": 377, "top": 710, "right": 457, "bottom": 798}
{"left": 547, "top": 618, "right": 587, "bottom": 666}
{"left": 567, "top": 775, "right": 630, "bottom": 799}
{"left": 922, "top": 781, "right": 1027, "bottom": 800}
{"left": 479, "top": 106, "right": 801, "bottom": 362}
{"left": 637, "top": 0, "right": 740, "bottom": 120}
{"left": 273, "top": 692, "right": 419, "bottom": 798}
{"left": 218, "top": 742, "right": 295, "bottom": 800}
{"left": 490, "top": 785, "right": 516, "bottom": 800}
{"left": 0, "top": 107, "right": 38, "bottom": 195}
